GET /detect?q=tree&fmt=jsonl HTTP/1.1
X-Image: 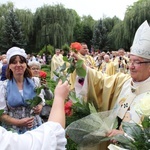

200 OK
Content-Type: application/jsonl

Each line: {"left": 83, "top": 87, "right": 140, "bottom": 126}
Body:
{"left": 0, "top": 2, "right": 14, "bottom": 52}
{"left": 82, "top": 25, "right": 93, "bottom": 50}
{"left": 1, "top": 9, "right": 26, "bottom": 52}
{"left": 108, "top": 21, "right": 124, "bottom": 50}
{"left": 103, "top": 16, "right": 121, "bottom": 50}
{"left": 15, "top": 9, "right": 34, "bottom": 53}
{"left": 33, "top": 4, "right": 77, "bottom": 54}
{"left": 108, "top": 0, "right": 150, "bottom": 51}
{"left": 61, "top": 43, "right": 70, "bottom": 56}
{"left": 123, "top": 0, "right": 150, "bottom": 49}
{"left": 73, "top": 23, "right": 83, "bottom": 42}
{"left": 92, "top": 19, "right": 109, "bottom": 51}
{"left": 80, "top": 15, "right": 96, "bottom": 50}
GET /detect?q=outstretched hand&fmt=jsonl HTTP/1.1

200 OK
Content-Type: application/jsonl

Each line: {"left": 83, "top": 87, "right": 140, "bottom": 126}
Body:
{"left": 106, "top": 129, "right": 124, "bottom": 143}
{"left": 54, "top": 80, "right": 70, "bottom": 100}
{"left": 48, "top": 80, "right": 70, "bottom": 128}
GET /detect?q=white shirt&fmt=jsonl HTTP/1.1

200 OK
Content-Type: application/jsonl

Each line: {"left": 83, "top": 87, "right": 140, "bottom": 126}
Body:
{"left": 0, "top": 121, "right": 66, "bottom": 150}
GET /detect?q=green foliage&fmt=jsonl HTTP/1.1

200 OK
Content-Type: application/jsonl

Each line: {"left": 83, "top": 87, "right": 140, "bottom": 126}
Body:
{"left": 35, "top": 64, "right": 89, "bottom": 149}
{"left": 41, "top": 65, "right": 56, "bottom": 92}
{"left": 123, "top": 0, "right": 150, "bottom": 49}
{"left": 73, "top": 23, "right": 83, "bottom": 42}
{"left": 64, "top": 56, "right": 86, "bottom": 78}
{"left": 61, "top": 43, "right": 70, "bottom": 56}
{"left": 108, "top": 0, "right": 150, "bottom": 51}
{"left": 66, "top": 138, "right": 78, "bottom": 150}
{"left": 0, "top": 2, "right": 15, "bottom": 51}
{"left": 45, "top": 100, "right": 53, "bottom": 107}
{"left": 26, "top": 96, "right": 42, "bottom": 108}
{"left": 142, "top": 116, "right": 150, "bottom": 128}
{"left": 1, "top": 0, "right": 150, "bottom": 54}
{"left": 53, "top": 56, "right": 86, "bottom": 84}
{"left": 0, "top": 110, "right": 4, "bottom": 117}
{"left": 103, "top": 16, "right": 121, "bottom": 50}
{"left": 15, "top": 9, "right": 34, "bottom": 52}
{"left": 108, "top": 21, "right": 124, "bottom": 50}
{"left": 65, "top": 57, "right": 76, "bottom": 74}
{"left": 92, "top": 19, "right": 109, "bottom": 51}
{"left": 38, "top": 44, "right": 54, "bottom": 55}
{"left": 65, "top": 90, "right": 97, "bottom": 150}
{"left": 82, "top": 25, "right": 93, "bottom": 50}
{"left": 113, "top": 116, "right": 150, "bottom": 150}
{"left": 75, "top": 60, "right": 86, "bottom": 78}
{"left": 66, "top": 90, "right": 97, "bottom": 126}
{"left": 1, "top": 9, "right": 26, "bottom": 51}
{"left": 35, "top": 85, "right": 45, "bottom": 95}
{"left": 73, "top": 15, "right": 95, "bottom": 49}
{"left": 26, "top": 85, "right": 46, "bottom": 108}
{"left": 81, "top": 15, "right": 96, "bottom": 30}
{"left": 34, "top": 4, "right": 77, "bottom": 50}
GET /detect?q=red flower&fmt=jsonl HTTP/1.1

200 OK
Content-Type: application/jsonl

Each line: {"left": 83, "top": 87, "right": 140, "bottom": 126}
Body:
{"left": 65, "top": 100, "right": 73, "bottom": 116}
{"left": 39, "top": 70, "right": 47, "bottom": 78}
{"left": 70, "top": 42, "right": 82, "bottom": 53}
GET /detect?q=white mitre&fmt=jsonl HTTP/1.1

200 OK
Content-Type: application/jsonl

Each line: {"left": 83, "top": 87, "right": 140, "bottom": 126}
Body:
{"left": 130, "top": 20, "right": 150, "bottom": 59}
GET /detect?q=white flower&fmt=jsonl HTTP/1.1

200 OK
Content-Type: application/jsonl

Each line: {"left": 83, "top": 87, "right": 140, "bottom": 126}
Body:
{"left": 135, "top": 94, "right": 150, "bottom": 116}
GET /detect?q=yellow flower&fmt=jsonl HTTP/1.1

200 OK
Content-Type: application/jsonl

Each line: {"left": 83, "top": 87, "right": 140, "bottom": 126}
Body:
{"left": 135, "top": 94, "right": 150, "bottom": 116}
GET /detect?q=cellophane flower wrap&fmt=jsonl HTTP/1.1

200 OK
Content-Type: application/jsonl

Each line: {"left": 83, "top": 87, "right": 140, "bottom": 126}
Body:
{"left": 110, "top": 93, "right": 150, "bottom": 150}
{"left": 66, "top": 108, "right": 118, "bottom": 147}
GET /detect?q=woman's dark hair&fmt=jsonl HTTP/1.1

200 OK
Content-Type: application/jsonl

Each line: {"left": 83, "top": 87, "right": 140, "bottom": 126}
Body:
{"left": 6, "top": 55, "right": 32, "bottom": 79}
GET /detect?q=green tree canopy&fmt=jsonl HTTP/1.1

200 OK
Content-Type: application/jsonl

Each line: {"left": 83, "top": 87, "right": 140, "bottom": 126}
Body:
{"left": 1, "top": 9, "right": 26, "bottom": 52}
{"left": 92, "top": 19, "right": 109, "bottom": 51}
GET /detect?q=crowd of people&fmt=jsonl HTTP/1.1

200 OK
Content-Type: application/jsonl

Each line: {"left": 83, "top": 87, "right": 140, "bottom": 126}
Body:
{"left": 0, "top": 20, "right": 150, "bottom": 150}
{"left": 69, "top": 20, "right": 150, "bottom": 150}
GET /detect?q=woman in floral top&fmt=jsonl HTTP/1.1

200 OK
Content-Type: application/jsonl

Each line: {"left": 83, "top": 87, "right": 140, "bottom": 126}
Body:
{"left": 0, "top": 47, "right": 45, "bottom": 134}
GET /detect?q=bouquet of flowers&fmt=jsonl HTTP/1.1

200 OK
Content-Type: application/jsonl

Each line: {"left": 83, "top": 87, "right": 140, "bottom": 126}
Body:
{"left": 64, "top": 90, "right": 98, "bottom": 149}
{"left": 65, "top": 90, "right": 97, "bottom": 126}
{"left": 109, "top": 95, "right": 150, "bottom": 150}
{"left": 66, "top": 108, "right": 118, "bottom": 147}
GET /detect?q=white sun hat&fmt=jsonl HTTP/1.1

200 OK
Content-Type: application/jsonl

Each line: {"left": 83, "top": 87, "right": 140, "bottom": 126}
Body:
{"left": 6, "top": 47, "right": 27, "bottom": 63}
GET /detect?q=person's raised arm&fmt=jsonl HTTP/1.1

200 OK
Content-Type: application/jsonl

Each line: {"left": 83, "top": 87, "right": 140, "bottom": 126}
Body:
{"left": 48, "top": 80, "right": 70, "bottom": 128}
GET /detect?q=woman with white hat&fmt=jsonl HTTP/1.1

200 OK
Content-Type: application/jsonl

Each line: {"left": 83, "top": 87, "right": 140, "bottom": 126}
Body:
{"left": 0, "top": 47, "right": 45, "bottom": 134}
